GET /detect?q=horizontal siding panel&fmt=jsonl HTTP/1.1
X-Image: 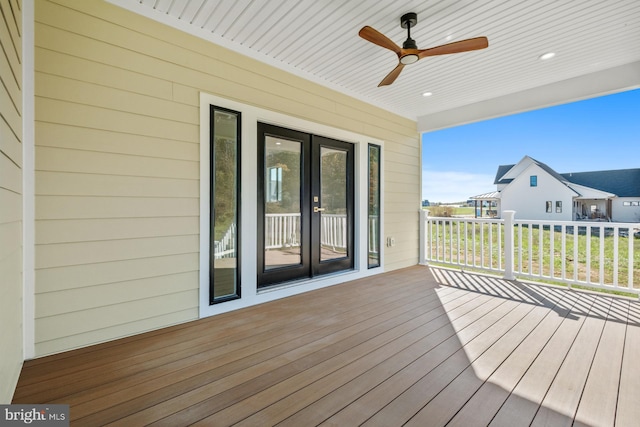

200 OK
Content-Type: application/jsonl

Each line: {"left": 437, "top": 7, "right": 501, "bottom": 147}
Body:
{"left": 36, "top": 271, "right": 198, "bottom": 318}
{"left": 0, "top": 2, "right": 20, "bottom": 85}
{"left": 35, "top": 289, "right": 198, "bottom": 342}
{"left": 36, "top": 97, "right": 198, "bottom": 143}
{"left": 35, "top": 47, "right": 173, "bottom": 100}
{"left": 36, "top": 253, "right": 199, "bottom": 293}
{"left": 36, "top": 216, "right": 198, "bottom": 244}
{"left": 36, "top": 235, "right": 199, "bottom": 269}
{"left": 0, "top": 249, "right": 21, "bottom": 302}
{"left": 0, "top": 220, "right": 21, "bottom": 262}
{"left": 35, "top": 171, "right": 198, "bottom": 198}
{"left": 35, "top": 122, "right": 198, "bottom": 161}
{"left": 385, "top": 187, "right": 421, "bottom": 203}
{"left": 0, "top": 39, "right": 21, "bottom": 111}
{"left": 0, "top": 117, "right": 22, "bottom": 166}
{"left": 35, "top": 308, "right": 198, "bottom": 357}
{"left": 36, "top": 146, "right": 198, "bottom": 180}
{"left": 171, "top": 83, "right": 199, "bottom": 106}
{"left": 35, "top": 196, "right": 198, "bottom": 220}
{"left": 0, "top": 0, "right": 21, "bottom": 63}
{"left": 384, "top": 160, "right": 420, "bottom": 176}
{"left": 385, "top": 138, "right": 420, "bottom": 158}
{"left": 36, "top": 72, "right": 198, "bottom": 125}
{"left": 0, "top": 151, "right": 21, "bottom": 193}
{"left": 0, "top": 84, "right": 21, "bottom": 139}
{"left": 386, "top": 170, "right": 421, "bottom": 185}
{"left": 0, "top": 190, "right": 21, "bottom": 223}
{"left": 384, "top": 201, "right": 422, "bottom": 215}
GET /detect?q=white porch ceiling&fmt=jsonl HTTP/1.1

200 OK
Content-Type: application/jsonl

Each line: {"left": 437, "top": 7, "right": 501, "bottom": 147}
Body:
{"left": 109, "top": 0, "right": 640, "bottom": 131}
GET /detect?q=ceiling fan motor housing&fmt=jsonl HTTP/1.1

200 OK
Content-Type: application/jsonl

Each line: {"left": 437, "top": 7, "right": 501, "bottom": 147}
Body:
{"left": 400, "top": 12, "right": 417, "bottom": 29}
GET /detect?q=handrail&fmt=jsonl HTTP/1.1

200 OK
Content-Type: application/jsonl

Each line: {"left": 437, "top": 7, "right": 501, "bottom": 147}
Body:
{"left": 420, "top": 209, "right": 639, "bottom": 295}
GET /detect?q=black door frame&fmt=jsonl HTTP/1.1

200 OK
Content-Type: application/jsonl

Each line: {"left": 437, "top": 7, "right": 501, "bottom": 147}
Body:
{"left": 257, "top": 123, "right": 354, "bottom": 288}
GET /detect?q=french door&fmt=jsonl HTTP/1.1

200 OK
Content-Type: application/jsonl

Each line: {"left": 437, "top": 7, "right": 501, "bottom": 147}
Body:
{"left": 257, "top": 123, "right": 354, "bottom": 287}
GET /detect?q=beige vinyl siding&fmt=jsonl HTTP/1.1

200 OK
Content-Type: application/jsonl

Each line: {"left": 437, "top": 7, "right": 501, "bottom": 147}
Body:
{"left": 0, "top": 0, "right": 23, "bottom": 403}
{"left": 34, "top": 0, "right": 420, "bottom": 356}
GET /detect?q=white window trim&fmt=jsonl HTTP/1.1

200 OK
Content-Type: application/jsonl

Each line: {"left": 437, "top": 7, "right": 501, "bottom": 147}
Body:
{"left": 199, "top": 93, "right": 384, "bottom": 319}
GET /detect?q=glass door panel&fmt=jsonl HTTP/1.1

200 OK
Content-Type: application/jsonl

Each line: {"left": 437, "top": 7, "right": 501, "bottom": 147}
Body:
{"left": 264, "top": 136, "right": 302, "bottom": 270}
{"left": 311, "top": 136, "right": 354, "bottom": 276}
{"left": 319, "top": 147, "right": 348, "bottom": 262}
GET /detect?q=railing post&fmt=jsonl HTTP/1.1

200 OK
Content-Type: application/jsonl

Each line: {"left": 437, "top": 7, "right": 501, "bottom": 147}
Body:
{"left": 503, "top": 210, "right": 516, "bottom": 280}
{"left": 419, "top": 209, "right": 428, "bottom": 265}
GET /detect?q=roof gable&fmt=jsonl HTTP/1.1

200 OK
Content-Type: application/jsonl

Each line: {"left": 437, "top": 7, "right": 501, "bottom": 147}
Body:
{"left": 495, "top": 155, "right": 568, "bottom": 186}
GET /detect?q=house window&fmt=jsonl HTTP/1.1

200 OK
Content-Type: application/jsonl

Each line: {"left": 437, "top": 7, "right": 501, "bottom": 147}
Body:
{"left": 210, "top": 106, "right": 241, "bottom": 304}
{"left": 546, "top": 201, "right": 552, "bottom": 213}
{"left": 556, "top": 201, "right": 562, "bottom": 213}
{"left": 266, "top": 166, "right": 283, "bottom": 202}
{"left": 623, "top": 201, "right": 631, "bottom": 206}
{"left": 530, "top": 175, "right": 537, "bottom": 187}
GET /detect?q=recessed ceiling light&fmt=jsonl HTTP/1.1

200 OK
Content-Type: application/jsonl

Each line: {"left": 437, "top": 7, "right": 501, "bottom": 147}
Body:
{"left": 422, "top": 92, "right": 433, "bottom": 97}
{"left": 539, "top": 52, "right": 556, "bottom": 60}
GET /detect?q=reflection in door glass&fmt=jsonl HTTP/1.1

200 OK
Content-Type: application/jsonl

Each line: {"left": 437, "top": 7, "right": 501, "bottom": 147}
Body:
{"left": 264, "top": 136, "right": 302, "bottom": 269}
{"left": 211, "top": 108, "right": 240, "bottom": 303}
{"left": 368, "top": 144, "right": 381, "bottom": 268}
{"left": 320, "top": 147, "right": 348, "bottom": 261}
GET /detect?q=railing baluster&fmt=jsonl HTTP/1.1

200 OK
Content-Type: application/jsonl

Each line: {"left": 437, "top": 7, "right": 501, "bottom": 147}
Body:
{"left": 613, "top": 227, "right": 619, "bottom": 287}
{"left": 538, "top": 225, "right": 544, "bottom": 277}
{"left": 488, "top": 222, "right": 493, "bottom": 270}
{"left": 629, "top": 228, "right": 634, "bottom": 289}
{"left": 586, "top": 225, "right": 592, "bottom": 284}
{"left": 561, "top": 224, "right": 566, "bottom": 281}
{"left": 549, "top": 224, "right": 554, "bottom": 279}
{"left": 599, "top": 225, "right": 605, "bottom": 285}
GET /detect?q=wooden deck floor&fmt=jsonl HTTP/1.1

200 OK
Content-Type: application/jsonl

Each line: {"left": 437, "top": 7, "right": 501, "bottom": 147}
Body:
{"left": 13, "top": 266, "right": 640, "bottom": 426}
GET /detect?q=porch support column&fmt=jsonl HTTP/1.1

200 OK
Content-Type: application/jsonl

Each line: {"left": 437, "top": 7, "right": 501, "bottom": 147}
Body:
{"left": 419, "top": 209, "right": 428, "bottom": 265}
{"left": 503, "top": 210, "right": 516, "bottom": 280}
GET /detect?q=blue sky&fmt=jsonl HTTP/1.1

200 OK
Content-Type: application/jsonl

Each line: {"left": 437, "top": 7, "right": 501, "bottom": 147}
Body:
{"left": 421, "top": 88, "right": 640, "bottom": 203}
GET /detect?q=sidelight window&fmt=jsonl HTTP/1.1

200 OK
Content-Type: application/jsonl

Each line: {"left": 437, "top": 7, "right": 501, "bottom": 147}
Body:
{"left": 209, "top": 106, "right": 241, "bottom": 304}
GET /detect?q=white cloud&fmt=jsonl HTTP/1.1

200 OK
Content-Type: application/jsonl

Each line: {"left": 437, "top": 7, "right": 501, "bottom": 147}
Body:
{"left": 422, "top": 169, "right": 495, "bottom": 203}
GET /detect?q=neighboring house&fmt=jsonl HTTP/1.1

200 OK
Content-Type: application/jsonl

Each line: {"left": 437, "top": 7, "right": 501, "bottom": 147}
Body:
{"left": 471, "top": 156, "right": 640, "bottom": 222}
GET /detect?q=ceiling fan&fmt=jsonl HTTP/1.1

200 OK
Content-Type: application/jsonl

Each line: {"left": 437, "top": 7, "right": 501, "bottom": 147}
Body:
{"left": 359, "top": 12, "right": 489, "bottom": 87}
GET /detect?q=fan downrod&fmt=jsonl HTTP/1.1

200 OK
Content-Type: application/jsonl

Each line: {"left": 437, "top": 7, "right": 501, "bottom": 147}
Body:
{"left": 400, "top": 13, "right": 418, "bottom": 50}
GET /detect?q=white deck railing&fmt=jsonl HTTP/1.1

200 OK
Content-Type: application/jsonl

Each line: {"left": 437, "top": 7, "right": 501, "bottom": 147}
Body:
{"left": 420, "top": 210, "right": 639, "bottom": 295}
{"left": 262, "top": 213, "right": 380, "bottom": 255}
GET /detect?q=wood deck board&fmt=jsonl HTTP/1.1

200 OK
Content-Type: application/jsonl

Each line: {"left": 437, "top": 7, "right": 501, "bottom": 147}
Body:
{"left": 238, "top": 290, "right": 505, "bottom": 427}
{"left": 446, "top": 288, "right": 573, "bottom": 427}
{"left": 74, "top": 279, "right": 449, "bottom": 424}
{"left": 185, "top": 290, "right": 481, "bottom": 426}
{"left": 13, "top": 266, "right": 640, "bottom": 427}
{"left": 615, "top": 299, "right": 640, "bottom": 427}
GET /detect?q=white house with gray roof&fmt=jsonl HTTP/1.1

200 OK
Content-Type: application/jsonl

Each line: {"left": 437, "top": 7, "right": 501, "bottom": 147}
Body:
{"left": 471, "top": 156, "right": 640, "bottom": 222}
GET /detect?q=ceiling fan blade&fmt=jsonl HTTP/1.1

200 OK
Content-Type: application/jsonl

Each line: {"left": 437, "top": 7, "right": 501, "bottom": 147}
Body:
{"left": 378, "top": 63, "right": 405, "bottom": 87}
{"left": 417, "top": 37, "right": 488, "bottom": 59}
{"left": 359, "top": 26, "right": 402, "bottom": 55}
